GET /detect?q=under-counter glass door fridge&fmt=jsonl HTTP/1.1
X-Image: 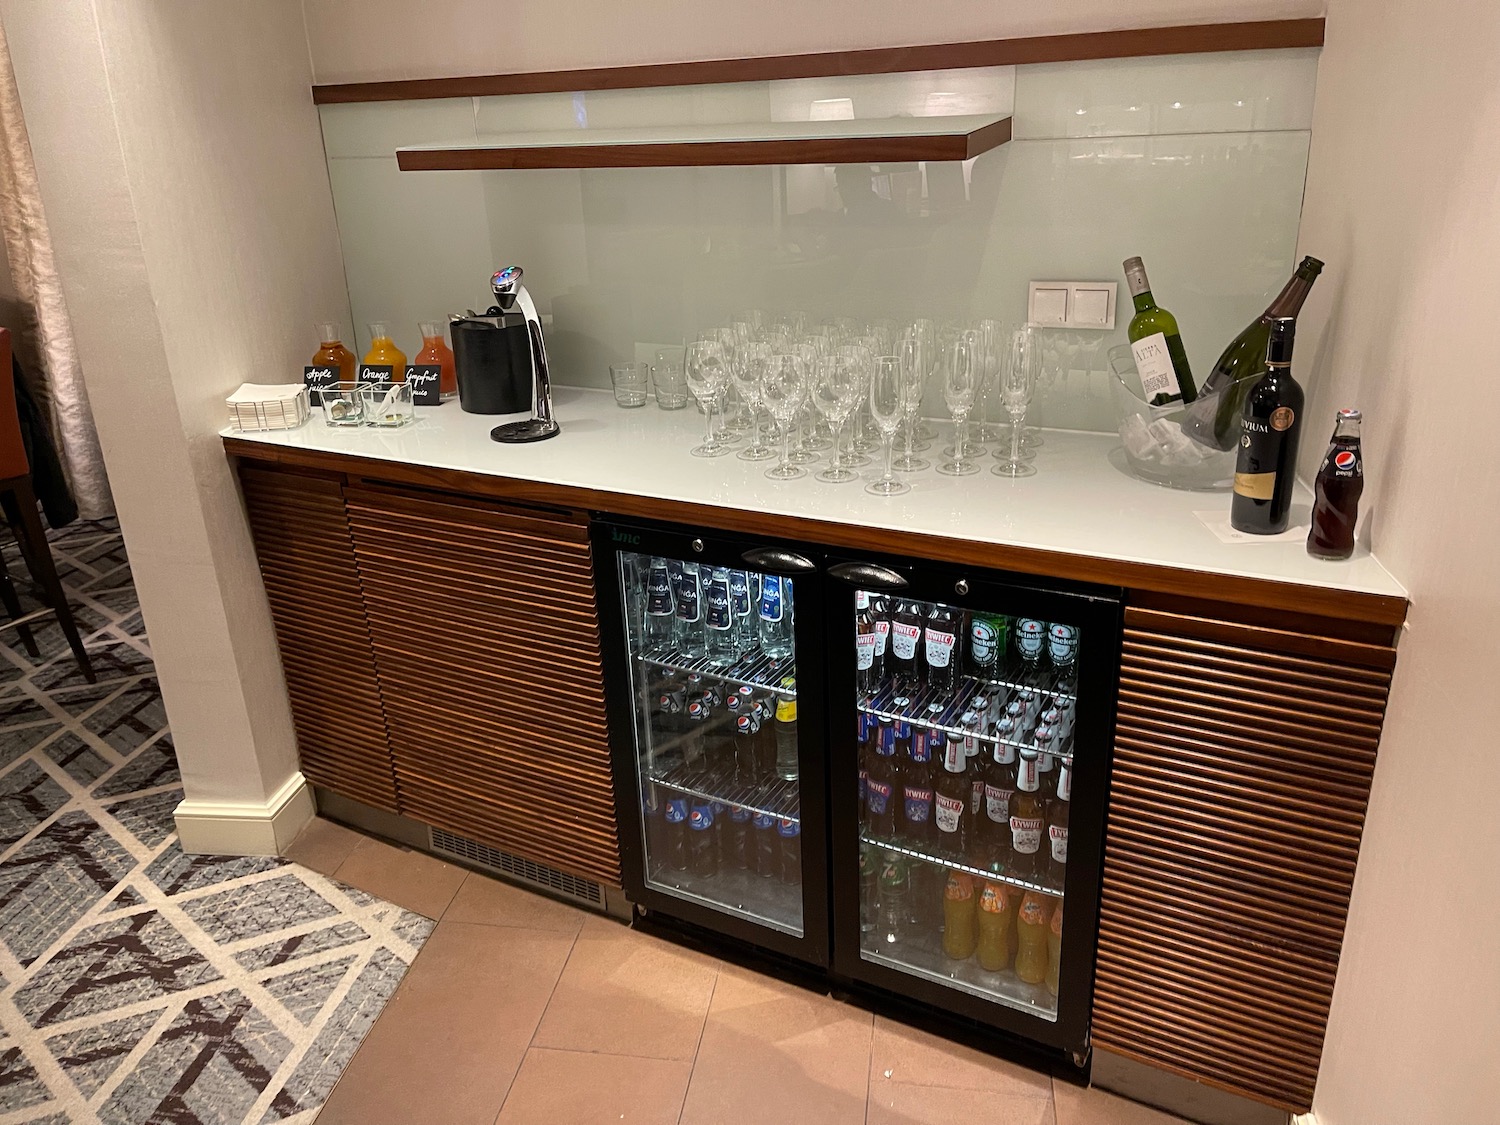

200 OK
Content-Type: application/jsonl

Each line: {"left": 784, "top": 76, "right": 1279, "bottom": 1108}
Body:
{"left": 825, "top": 555, "right": 1120, "bottom": 1061}
{"left": 593, "top": 520, "right": 829, "bottom": 966}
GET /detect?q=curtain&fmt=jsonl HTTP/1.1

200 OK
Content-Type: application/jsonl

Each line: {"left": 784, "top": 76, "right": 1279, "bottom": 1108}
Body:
{"left": 0, "top": 18, "right": 112, "bottom": 519}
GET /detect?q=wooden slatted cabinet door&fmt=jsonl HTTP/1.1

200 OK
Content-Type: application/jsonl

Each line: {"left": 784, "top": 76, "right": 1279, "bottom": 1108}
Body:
{"left": 344, "top": 486, "right": 621, "bottom": 887}
{"left": 237, "top": 465, "right": 399, "bottom": 811}
{"left": 1092, "top": 606, "right": 1395, "bottom": 1113}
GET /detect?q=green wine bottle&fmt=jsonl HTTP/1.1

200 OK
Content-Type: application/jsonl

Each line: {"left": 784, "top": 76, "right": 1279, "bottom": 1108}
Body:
{"left": 1123, "top": 257, "right": 1196, "bottom": 408}
{"left": 1184, "top": 256, "right": 1324, "bottom": 451}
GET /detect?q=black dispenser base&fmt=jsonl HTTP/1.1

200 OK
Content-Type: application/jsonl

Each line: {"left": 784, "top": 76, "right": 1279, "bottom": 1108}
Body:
{"left": 491, "top": 418, "right": 561, "bottom": 443}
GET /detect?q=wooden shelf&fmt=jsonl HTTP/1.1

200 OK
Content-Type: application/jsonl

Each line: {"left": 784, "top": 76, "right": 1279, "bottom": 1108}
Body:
{"left": 396, "top": 114, "right": 1011, "bottom": 170}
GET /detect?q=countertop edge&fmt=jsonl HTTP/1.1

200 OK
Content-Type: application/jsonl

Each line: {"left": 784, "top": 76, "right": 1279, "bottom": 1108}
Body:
{"left": 222, "top": 434, "right": 1410, "bottom": 636}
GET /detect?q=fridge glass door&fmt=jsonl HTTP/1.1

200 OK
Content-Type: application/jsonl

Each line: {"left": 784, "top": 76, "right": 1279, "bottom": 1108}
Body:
{"left": 618, "top": 551, "right": 805, "bottom": 936}
{"left": 854, "top": 595, "right": 1081, "bottom": 1021}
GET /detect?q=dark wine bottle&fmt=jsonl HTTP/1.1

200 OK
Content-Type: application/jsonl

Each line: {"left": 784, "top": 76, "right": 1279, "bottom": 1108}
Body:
{"left": 1230, "top": 318, "right": 1304, "bottom": 534}
{"left": 1185, "top": 256, "right": 1324, "bottom": 451}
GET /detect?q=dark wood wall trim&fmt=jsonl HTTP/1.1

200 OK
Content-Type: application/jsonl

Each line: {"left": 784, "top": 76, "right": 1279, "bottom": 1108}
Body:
{"left": 224, "top": 438, "right": 1408, "bottom": 635}
{"left": 312, "top": 19, "right": 1325, "bottom": 105}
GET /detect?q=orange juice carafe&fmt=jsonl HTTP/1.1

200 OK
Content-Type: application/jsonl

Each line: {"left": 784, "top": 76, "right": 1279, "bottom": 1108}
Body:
{"left": 1045, "top": 899, "right": 1064, "bottom": 995}
{"left": 363, "top": 322, "right": 407, "bottom": 382}
{"left": 942, "top": 871, "right": 977, "bottom": 960}
{"left": 1013, "top": 891, "right": 1052, "bottom": 984}
{"left": 975, "top": 881, "right": 1013, "bottom": 971}
{"left": 311, "top": 322, "right": 355, "bottom": 382}
{"left": 415, "top": 320, "right": 457, "bottom": 398}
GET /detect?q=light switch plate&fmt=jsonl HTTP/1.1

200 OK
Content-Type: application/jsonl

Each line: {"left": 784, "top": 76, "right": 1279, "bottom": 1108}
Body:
{"left": 1028, "top": 281, "right": 1118, "bottom": 330}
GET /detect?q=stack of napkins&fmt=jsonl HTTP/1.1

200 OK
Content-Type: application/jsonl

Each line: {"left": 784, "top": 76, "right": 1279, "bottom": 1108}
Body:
{"left": 226, "top": 383, "right": 310, "bottom": 432}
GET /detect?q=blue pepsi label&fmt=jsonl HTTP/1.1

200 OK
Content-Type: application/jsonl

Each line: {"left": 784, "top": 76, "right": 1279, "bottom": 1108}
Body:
{"left": 752, "top": 812, "right": 775, "bottom": 830}
{"left": 705, "top": 573, "right": 733, "bottom": 631}
{"left": 776, "top": 817, "right": 800, "bottom": 838}
{"left": 675, "top": 564, "right": 702, "bottom": 624}
{"left": 729, "top": 570, "right": 752, "bottom": 616}
{"left": 665, "top": 798, "right": 688, "bottom": 824}
{"left": 645, "top": 562, "right": 674, "bottom": 617}
{"left": 729, "top": 804, "right": 752, "bottom": 823}
{"left": 904, "top": 787, "right": 933, "bottom": 824}
{"left": 758, "top": 575, "right": 784, "bottom": 622}
{"left": 689, "top": 804, "right": 715, "bottom": 831}
{"left": 867, "top": 778, "right": 893, "bottom": 814}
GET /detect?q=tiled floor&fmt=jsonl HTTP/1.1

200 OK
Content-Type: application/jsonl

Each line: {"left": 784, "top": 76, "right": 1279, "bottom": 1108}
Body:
{"left": 293, "top": 818, "right": 1195, "bottom": 1125}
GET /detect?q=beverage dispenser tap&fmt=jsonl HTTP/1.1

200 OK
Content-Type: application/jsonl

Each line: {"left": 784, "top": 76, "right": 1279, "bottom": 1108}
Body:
{"left": 488, "top": 265, "right": 561, "bottom": 443}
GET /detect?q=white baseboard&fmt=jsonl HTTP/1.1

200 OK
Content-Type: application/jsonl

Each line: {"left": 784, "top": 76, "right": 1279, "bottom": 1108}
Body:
{"left": 173, "top": 772, "right": 316, "bottom": 856}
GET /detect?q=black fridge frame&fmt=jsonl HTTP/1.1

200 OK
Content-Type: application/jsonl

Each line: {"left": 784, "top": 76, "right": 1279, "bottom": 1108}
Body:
{"left": 592, "top": 516, "right": 831, "bottom": 968}
{"left": 822, "top": 549, "right": 1122, "bottom": 1061}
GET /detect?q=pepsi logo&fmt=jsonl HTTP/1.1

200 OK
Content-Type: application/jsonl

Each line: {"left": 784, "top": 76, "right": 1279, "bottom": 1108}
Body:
{"left": 1334, "top": 451, "right": 1357, "bottom": 469}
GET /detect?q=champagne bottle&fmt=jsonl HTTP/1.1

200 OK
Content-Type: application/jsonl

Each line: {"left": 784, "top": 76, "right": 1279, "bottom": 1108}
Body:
{"left": 1231, "top": 317, "right": 1304, "bottom": 534}
{"left": 1123, "top": 257, "right": 1196, "bottom": 408}
{"left": 1185, "top": 256, "right": 1324, "bottom": 451}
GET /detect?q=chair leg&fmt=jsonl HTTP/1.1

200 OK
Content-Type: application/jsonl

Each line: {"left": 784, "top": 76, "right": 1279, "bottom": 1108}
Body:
{"left": 7, "top": 481, "right": 94, "bottom": 683}
{"left": 0, "top": 555, "right": 39, "bottom": 658}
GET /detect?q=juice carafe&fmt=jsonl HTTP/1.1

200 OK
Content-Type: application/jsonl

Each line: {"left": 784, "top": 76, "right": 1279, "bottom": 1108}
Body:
{"left": 363, "top": 322, "right": 407, "bottom": 382}
{"left": 941, "top": 871, "right": 977, "bottom": 960}
{"left": 1045, "top": 899, "right": 1064, "bottom": 995}
{"left": 1014, "top": 891, "right": 1052, "bottom": 984}
{"left": 414, "top": 320, "right": 457, "bottom": 398}
{"left": 311, "top": 322, "right": 355, "bottom": 382}
{"left": 975, "top": 881, "right": 1012, "bottom": 971}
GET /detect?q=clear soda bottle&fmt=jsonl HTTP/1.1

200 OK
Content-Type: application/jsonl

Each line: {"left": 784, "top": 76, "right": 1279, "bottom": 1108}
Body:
{"left": 643, "top": 557, "right": 675, "bottom": 648}
{"left": 703, "top": 566, "right": 738, "bottom": 666}
{"left": 758, "top": 574, "right": 795, "bottom": 659}
{"left": 877, "top": 854, "right": 910, "bottom": 946}
{"left": 673, "top": 561, "right": 705, "bottom": 659}
{"left": 728, "top": 569, "right": 755, "bottom": 653}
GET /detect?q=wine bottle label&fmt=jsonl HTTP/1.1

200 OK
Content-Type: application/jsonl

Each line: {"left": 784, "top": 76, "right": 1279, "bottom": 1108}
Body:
{"left": 758, "top": 575, "right": 784, "bottom": 622}
{"left": 1011, "top": 815, "right": 1043, "bottom": 854}
{"left": 903, "top": 787, "right": 933, "bottom": 823}
{"left": 1050, "top": 824, "right": 1068, "bottom": 864}
{"left": 646, "top": 567, "right": 674, "bottom": 617}
{"left": 866, "top": 778, "right": 894, "bottom": 815}
{"left": 1233, "top": 471, "right": 1277, "bottom": 500}
{"left": 925, "top": 629, "right": 957, "bottom": 668}
{"left": 856, "top": 632, "right": 877, "bottom": 669}
{"left": 934, "top": 793, "right": 964, "bottom": 833}
{"left": 984, "top": 784, "right": 1014, "bottom": 823}
{"left": 892, "top": 622, "right": 921, "bottom": 660}
{"left": 1131, "top": 333, "right": 1178, "bottom": 399}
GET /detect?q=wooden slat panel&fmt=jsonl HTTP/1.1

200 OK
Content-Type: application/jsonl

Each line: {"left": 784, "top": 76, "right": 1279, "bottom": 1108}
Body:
{"left": 345, "top": 487, "right": 620, "bottom": 887}
{"left": 237, "top": 467, "right": 400, "bottom": 811}
{"left": 1092, "top": 610, "right": 1393, "bottom": 1113}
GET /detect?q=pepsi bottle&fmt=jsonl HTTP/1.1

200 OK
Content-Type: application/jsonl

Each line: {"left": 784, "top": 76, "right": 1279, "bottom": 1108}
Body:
{"left": 687, "top": 799, "right": 719, "bottom": 877}
{"left": 776, "top": 818, "right": 801, "bottom": 885}
{"left": 753, "top": 811, "right": 779, "bottom": 877}
{"left": 724, "top": 804, "right": 752, "bottom": 869}
{"left": 1307, "top": 409, "right": 1364, "bottom": 560}
{"left": 663, "top": 794, "right": 690, "bottom": 871}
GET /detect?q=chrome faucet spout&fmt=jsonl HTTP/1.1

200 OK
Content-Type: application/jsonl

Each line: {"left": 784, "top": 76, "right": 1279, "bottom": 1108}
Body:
{"left": 489, "top": 266, "right": 561, "bottom": 443}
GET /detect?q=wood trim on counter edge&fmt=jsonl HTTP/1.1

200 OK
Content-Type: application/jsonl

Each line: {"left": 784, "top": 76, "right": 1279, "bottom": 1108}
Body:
{"left": 223, "top": 438, "right": 1407, "bottom": 636}
{"left": 311, "top": 19, "right": 1325, "bottom": 104}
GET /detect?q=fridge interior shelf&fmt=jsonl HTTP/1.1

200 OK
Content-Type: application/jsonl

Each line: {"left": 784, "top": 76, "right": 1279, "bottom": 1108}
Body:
{"left": 861, "top": 935, "right": 1057, "bottom": 1021}
{"left": 859, "top": 681, "right": 1076, "bottom": 759}
{"left": 650, "top": 760, "right": 801, "bottom": 824}
{"left": 861, "top": 832, "right": 1062, "bottom": 899}
{"left": 638, "top": 646, "right": 796, "bottom": 696}
{"left": 649, "top": 860, "right": 804, "bottom": 937}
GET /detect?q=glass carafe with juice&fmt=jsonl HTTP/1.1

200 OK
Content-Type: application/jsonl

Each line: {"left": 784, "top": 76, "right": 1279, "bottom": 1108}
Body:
{"left": 311, "top": 322, "right": 356, "bottom": 382}
{"left": 415, "top": 320, "right": 457, "bottom": 398}
{"left": 1013, "top": 891, "right": 1052, "bottom": 984}
{"left": 1045, "top": 899, "right": 1064, "bottom": 995}
{"left": 941, "top": 871, "right": 978, "bottom": 960}
{"left": 363, "top": 322, "right": 407, "bottom": 382}
{"left": 975, "top": 881, "right": 1014, "bottom": 971}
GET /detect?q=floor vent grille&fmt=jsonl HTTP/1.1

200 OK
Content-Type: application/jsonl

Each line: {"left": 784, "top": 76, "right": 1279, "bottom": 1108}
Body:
{"left": 429, "top": 828, "right": 604, "bottom": 907}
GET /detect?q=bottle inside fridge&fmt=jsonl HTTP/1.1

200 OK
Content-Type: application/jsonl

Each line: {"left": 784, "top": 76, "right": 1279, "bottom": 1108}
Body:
{"left": 620, "top": 551, "right": 804, "bottom": 936}
{"left": 853, "top": 590, "right": 1078, "bottom": 1020}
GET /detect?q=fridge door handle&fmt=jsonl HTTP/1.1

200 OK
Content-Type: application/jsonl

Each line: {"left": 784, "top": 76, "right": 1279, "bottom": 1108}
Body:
{"left": 741, "top": 547, "right": 817, "bottom": 573}
{"left": 827, "top": 561, "right": 908, "bottom": 589}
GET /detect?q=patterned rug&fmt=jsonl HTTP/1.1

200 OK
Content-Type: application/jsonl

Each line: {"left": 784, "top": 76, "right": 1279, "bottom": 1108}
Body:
{"left": 0, "top": 519, "right": 433, "bottom": 1124}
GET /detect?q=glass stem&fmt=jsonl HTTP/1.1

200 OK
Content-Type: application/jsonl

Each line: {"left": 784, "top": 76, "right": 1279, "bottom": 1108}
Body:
{"left": 749, "top": 404, "right": 761, "bottom": 449}
{"left": 704, "top": 399, "right": 716, "bottom": 447}
{"left": 957, "top": 416, "right": 968, "bottom": 463}
{"left": 1009, "top": 411, "right": 1022, "bottom": 465}
{"left": 883, "top": 435, "right": 894, "bottom": 483}
{"left": 779, "top": 422, "right": 790, "bottom": 471}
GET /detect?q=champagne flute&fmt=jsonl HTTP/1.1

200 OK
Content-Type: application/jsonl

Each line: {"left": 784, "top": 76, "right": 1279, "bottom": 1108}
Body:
{"left": 833, "top": 344, "right": 873, "bottom": 467}
{"left": 813, "top": 353, "right": 864, "bottom": 484}
{"left": 685, "top": 339, "right": 730, "bottom": 458}
{"left": 892, "top": 328, "right": 930, "bottom": 471}
{"left": 974, "top": 319, "right": 1002, "bottom": 440}
{"left": 733, "top": 340, "right": 776, "bottom": 460}
{"left": 993, "top": 328, "right": 1038, "bottom": 478}
{"left": 788, "top": 343, "right": 826, "bottom": 462}
{"left": 938, "top": 336, "right": 979, "bottom": 476}
{"left": 762, "top": 353, "right": 810, "bottom": 480}
{"left": 867, "top": 355, "right": 910, "bottom": 496}
{"left": 718, "top": 323, "right": 753, "bottom": 433}
{"left": 912, "top": 318, "right": 939, "bottom": 442}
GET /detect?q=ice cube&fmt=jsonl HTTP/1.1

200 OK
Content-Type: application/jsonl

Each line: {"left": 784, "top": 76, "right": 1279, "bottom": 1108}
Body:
{"left": 1148, "top": 418, "right": 1209, "bottom": 466}
{"left": 1120, "top": 413, "right": 1159, "bottom": 462}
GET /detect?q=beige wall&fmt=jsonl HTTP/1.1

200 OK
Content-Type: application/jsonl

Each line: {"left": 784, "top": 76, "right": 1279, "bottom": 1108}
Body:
{"left": 0, "top": 0, "right": 350, "bottom": 821}
{"left": 1295, "top": 0, "right": 1500, "bottom": 1121}
{"left": 302, "top": 0, "right": 1321, "bottom": 84}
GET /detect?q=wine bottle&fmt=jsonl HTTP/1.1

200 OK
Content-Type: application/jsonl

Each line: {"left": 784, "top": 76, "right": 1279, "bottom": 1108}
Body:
{"left": 1230, "top": 317, "right": 1304, "bottom": 534}
{"left": 1185, "top": 256, "right": 1324, "bottom": 451}
{"left": 1123, "top": 257, "right": 1196, "bottom": 408}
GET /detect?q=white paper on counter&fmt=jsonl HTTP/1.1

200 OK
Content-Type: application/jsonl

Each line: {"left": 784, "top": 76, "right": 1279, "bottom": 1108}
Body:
{"left": 1194, "top": 510, "right": 1307, "bottom": 544}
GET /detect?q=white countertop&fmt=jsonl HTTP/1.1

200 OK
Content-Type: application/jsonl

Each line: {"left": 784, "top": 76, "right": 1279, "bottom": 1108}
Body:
{"left": 225, "top": 388, "right": 1406, "bottom": 603}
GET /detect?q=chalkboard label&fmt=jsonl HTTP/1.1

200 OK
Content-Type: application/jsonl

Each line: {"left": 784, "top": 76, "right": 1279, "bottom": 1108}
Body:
{"left": 359, "top": 364, "right": 395, "bottom": 389}
{"left": 406, "top": 365, "right": 442, "bottom": 406}
{"left": 304, "top": 365, "right": 340, "bottom": 405}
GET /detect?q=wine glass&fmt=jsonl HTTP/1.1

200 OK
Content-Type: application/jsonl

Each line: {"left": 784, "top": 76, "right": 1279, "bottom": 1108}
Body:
{"left": 685, "top": 339, "right": 730, "bottom": 458}
{"left": 938, "top": 336, "right": 979, "bottom": 476}
{"left": 717, "top": 324, "right": 753, "bottom": 434}
{"left": 788, "top": 343, "right": 826, "bottom": 462}
{"left": 833, "top": 344, "right": 873, "bottom": 468}
{"left": 813, "top": 353, "right": 864, "bottom": 484}
{"left": 866, "top": 355, "right": 910, "bottom": 496}
{"left": 733, "top": 340, "right": 776, "bottom": 461}
{"left": 892, "top": 328, "right": 930, "bottom": 472}
{"left": 762, "top": 353, "right": 810, "bottom": 480}
{"left": 993, "top": 328, "right": 1038, "bottom": 478}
